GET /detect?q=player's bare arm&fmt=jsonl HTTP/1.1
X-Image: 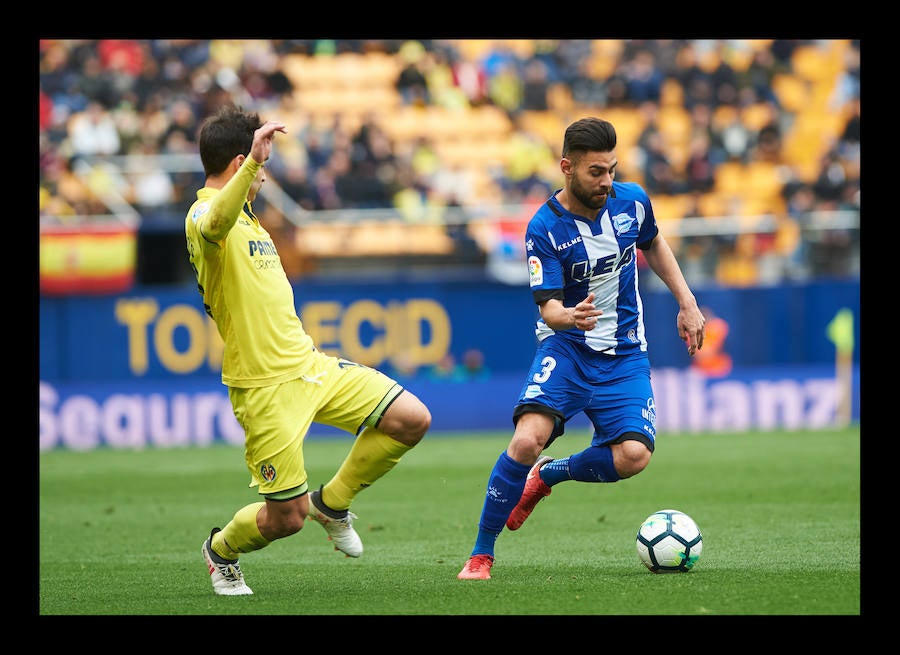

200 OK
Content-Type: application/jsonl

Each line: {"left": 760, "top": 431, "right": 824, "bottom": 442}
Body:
{"left": 539, "top": 292, "right": 603, "bottom": 331}
{"left": 643, "top": 235, "right": 705, "bottom": 355}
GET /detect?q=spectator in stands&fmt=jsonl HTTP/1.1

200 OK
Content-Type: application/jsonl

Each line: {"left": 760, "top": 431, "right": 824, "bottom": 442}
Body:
{"left": 128, "top": 138, "right": 176, "bottom": 215}
{"left": 487, "top": 59, "right": 524, "bottom": 117}
{"left": 706, "top": 41, "right": 741, "bottom": 107}
{"left": 68, "top": 99, "right": 122, "bottom": 156}
{"left": 769, "top": 39, "right": 804, "bottom": 70}
{"left": 752, "top": 122, "right": 784, "bottom": 164}
{"left": 449, "top": 49, "right": 489, "bottom": 107}
{"left": 520, "top": 58, "right": 551, "bottom": 111}
{"left": 812, "top": 148, "right": 849, "bottom": 206}
{"left": 423, "top": 47, "right": 469, "bottom": 110}
{"left": 461, "top": 348, "right": 490, "bottom": 380}
{"left": 549, "top": 40, "right": 593, "bottom": 87}
{"left": 161, "top": 97, "right": 199, "bottom": 149}
{"left": 830, "top": 40, "right": 860, "bottom": 110}
{"left": 481, "top": 42, "right": 521, "bottom": 79}
{"left": 74, "top": 49, "right": 119, "bottom": 110}
{"left": 39, "top": 39, "right": 860, "bottom": 285}
{"left": 623, "top": 48, "right": 664, "bottom": 104}
{"left": 40, "top": 41, "right": 87, "bottom": 117}
{"left": 637, "top": 116, "right": 685, "bottom": 194}
{"left": 501, "top": 130, "right": 557, "bottom": 201}
{"left": 569, "top": 55, "right": 610, "bottom": 107}
{"left": 836, "top": 95, "right": 860, "bottom": 184}
{"left": 683, "top": 130, "right": 716, "bottom": 193}
{"left": 395, "top": 41, "right": 430, "bottom": 106}
{"left": 674, "top": 42, "right": 716, "bottom": 110}
{"left": 687, "top": 102, "right": 729, "bottom": 167}
{"left": 717, "top": 110, "right": 753, "bottom": 162}
{"left": 740, "top": 46, "right": 782, "bottom": 108}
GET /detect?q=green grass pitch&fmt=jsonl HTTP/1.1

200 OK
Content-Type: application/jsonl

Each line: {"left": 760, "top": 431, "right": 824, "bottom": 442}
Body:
{"left": 38, "top": 427, "right": 860, "bottom": 616}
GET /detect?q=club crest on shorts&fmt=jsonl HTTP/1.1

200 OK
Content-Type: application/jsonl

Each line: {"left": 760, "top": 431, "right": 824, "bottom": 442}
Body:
{"left": 260, "top": 462, "right": 277, "bottom": 482}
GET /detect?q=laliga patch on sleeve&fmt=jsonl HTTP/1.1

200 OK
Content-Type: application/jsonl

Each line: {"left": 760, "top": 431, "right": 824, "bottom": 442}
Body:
{"left": 191, "top": 202, "right": 209, "bottom": 223}
{"left": 528, "top": 255, "right": 543, "bottom": 287}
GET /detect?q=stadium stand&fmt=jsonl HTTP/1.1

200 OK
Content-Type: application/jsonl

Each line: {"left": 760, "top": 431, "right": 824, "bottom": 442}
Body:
{"left": 39, "top": 39, "right": 860, "bottom": 286}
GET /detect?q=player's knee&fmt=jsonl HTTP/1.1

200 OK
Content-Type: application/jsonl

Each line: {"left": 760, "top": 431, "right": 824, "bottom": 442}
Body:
{"left": 400, "top": 400, "right": 432, "bottom": 446}
{"left": 507, "top": 432, "right": 546, "bottom": 463}
{"left": 411, "top": 404, "right": 432, "bottom": 441}
{"left": 614, "top": 438, "right": 652, "bottom": 478}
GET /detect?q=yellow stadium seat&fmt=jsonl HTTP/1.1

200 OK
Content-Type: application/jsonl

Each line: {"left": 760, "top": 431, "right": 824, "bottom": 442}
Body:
{"left": 659, "top": 78, "right": 684, "bottom": 107}
{"left": 772, "top": 74, "right": 810, "bottom": 114}
{"left": 781, "top": 111, "right": 845, "bottom": 182}
{"left": 743, "top": 161, "right": 784, "bottom": 203}
{"left": 410, "top": 223, "right": 455, "bottom": 254}
{"left": 716, "top": 250, "right": 759, "bottom": 287}
{"left": 547, "top": 82, "right": 575, "bottom": 112}
{"left": 651, "top": 194, "right": 691, "bottom": 222}
{"left": 713, "top": 161, "right": 745, "bottom": 196}
{"left": 740, "top": 103, "right": 778, "bottom": 132}
{"left": 518, "top": 111, "right": 566, "bottom": 148}
{"left": 696, "top": 191, "right": 747, "bottom": 219}
{"left": 294, "top": 223, "right": 349, "bottom": 257}
{"left": 598, "top": 107, "right": 647, "bottom": 152}
{"left": 379, "top": 105, "right": 429, "bottom": 143}
{"left": 791, "top": 44, "right": 842, "bottom": 84}
{"left": 712, "top": 105, "right": 739, "bottom": 132}
{"left": 450, "top": 39, "right": 495, "bottom": 61}
{"left": 656, "top": 106, "right": 692, "bottom": 145}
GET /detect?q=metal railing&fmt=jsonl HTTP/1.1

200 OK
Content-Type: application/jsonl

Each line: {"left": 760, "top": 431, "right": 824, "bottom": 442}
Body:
{"left": 40, "top": 154, "right": 860, "bottom": 283}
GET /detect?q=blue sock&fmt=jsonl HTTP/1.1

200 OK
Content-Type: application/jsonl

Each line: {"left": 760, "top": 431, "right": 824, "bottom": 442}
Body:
{"left": 539, "top": 457, "right": 572, "bottom": 486}
{"left": 567, "top": 445, "right": 620, "bottom": 483}
{"left": 470, "top": 451, "right": 531, "bottom": 557}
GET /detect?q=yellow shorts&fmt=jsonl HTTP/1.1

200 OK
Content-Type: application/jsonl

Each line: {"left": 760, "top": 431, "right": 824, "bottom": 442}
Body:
{"left": 228, "top": 350, "right": 402, "bottom": 497}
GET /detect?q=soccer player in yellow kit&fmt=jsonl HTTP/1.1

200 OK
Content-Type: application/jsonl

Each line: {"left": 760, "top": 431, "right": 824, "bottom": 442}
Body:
{"left": 186, "top": 105, "right": 431, "bottom": 595}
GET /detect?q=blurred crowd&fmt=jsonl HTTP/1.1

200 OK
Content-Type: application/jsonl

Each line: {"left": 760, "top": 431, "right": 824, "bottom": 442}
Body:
{"left": 39, "top": 39, "right": 860, "bottom": 286}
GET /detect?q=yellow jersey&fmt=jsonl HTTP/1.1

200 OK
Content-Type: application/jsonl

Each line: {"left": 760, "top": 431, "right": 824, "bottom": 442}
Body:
{"left": 185, "top": 179, "right": 315, "bottom": 388}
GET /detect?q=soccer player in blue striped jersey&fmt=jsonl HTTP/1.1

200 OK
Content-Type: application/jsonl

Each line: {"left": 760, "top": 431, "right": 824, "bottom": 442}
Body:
{"left": 458, "top": 117, "right": 706, "bottom": 580}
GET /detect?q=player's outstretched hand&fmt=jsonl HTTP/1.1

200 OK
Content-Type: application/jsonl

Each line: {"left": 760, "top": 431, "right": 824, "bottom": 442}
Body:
{"left": 251, "top": 120, "right": 287, "bottom": 164}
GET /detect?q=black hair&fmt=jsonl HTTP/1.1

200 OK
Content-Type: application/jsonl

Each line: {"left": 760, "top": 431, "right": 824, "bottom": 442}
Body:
{"left": 562, "top": 117, "right": 617, "bottom": 159}
{"left": 198, "top": 104, "right": 263, "bottom": 177}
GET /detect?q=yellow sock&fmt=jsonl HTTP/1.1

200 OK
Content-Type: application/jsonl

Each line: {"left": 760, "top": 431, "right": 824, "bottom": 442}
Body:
{"left": 321, "top": 428, "right": 412, "bottom": 510}
{"left": 212, "top": 502, "right": 270, "bottom": 559}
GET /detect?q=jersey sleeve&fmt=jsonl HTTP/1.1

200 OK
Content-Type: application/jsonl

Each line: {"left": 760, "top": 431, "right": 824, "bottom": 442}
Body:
{"left": 635, "top": 193, "right": 660, "bottom": 250}
{"left": 525, "top": 218, "right": 564, "bottom": 303}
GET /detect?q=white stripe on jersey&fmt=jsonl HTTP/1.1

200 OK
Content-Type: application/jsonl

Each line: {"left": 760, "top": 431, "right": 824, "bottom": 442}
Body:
{"left": 575, "top": 209, "right": 618, "bottom": 353}
{"left": 633, "top": 201, "right": 647, "bottom": 351}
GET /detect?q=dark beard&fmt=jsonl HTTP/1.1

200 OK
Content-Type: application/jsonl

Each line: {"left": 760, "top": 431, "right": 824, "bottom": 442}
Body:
{"left": 571, "top": 181, "right": 606, "bottom": 212}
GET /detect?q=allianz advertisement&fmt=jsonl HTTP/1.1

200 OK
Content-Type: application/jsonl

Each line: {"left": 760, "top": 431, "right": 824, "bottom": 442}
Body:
{"left": 39, "top": 279, "right": 860, "bottom": 451}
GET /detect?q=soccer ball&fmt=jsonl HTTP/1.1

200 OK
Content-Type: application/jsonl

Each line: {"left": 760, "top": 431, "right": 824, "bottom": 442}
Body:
{"left": 636, "top": 509, "right": 703, "bottom": 573}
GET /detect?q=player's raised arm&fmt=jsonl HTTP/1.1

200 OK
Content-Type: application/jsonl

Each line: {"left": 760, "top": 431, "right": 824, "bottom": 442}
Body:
{"left": 250, "top": 120, "right": 287, "bottom": 165}
{"left": 202, "top": 120, "right": 288, "bottom": 242}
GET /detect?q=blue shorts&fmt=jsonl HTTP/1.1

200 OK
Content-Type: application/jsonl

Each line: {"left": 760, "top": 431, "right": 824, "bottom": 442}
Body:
{"left": 513, "top": 335, "right": 656, "bottom": 451}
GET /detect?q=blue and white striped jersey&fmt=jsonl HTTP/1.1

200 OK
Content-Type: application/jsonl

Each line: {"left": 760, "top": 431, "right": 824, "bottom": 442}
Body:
{"left": 525, "top": 182, "right": 659, "bottom": 356}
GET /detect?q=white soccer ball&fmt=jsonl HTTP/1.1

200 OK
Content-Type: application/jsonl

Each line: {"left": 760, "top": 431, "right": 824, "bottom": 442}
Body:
{"left": 636, "top": 509, "right": 703, "bottom": 573}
